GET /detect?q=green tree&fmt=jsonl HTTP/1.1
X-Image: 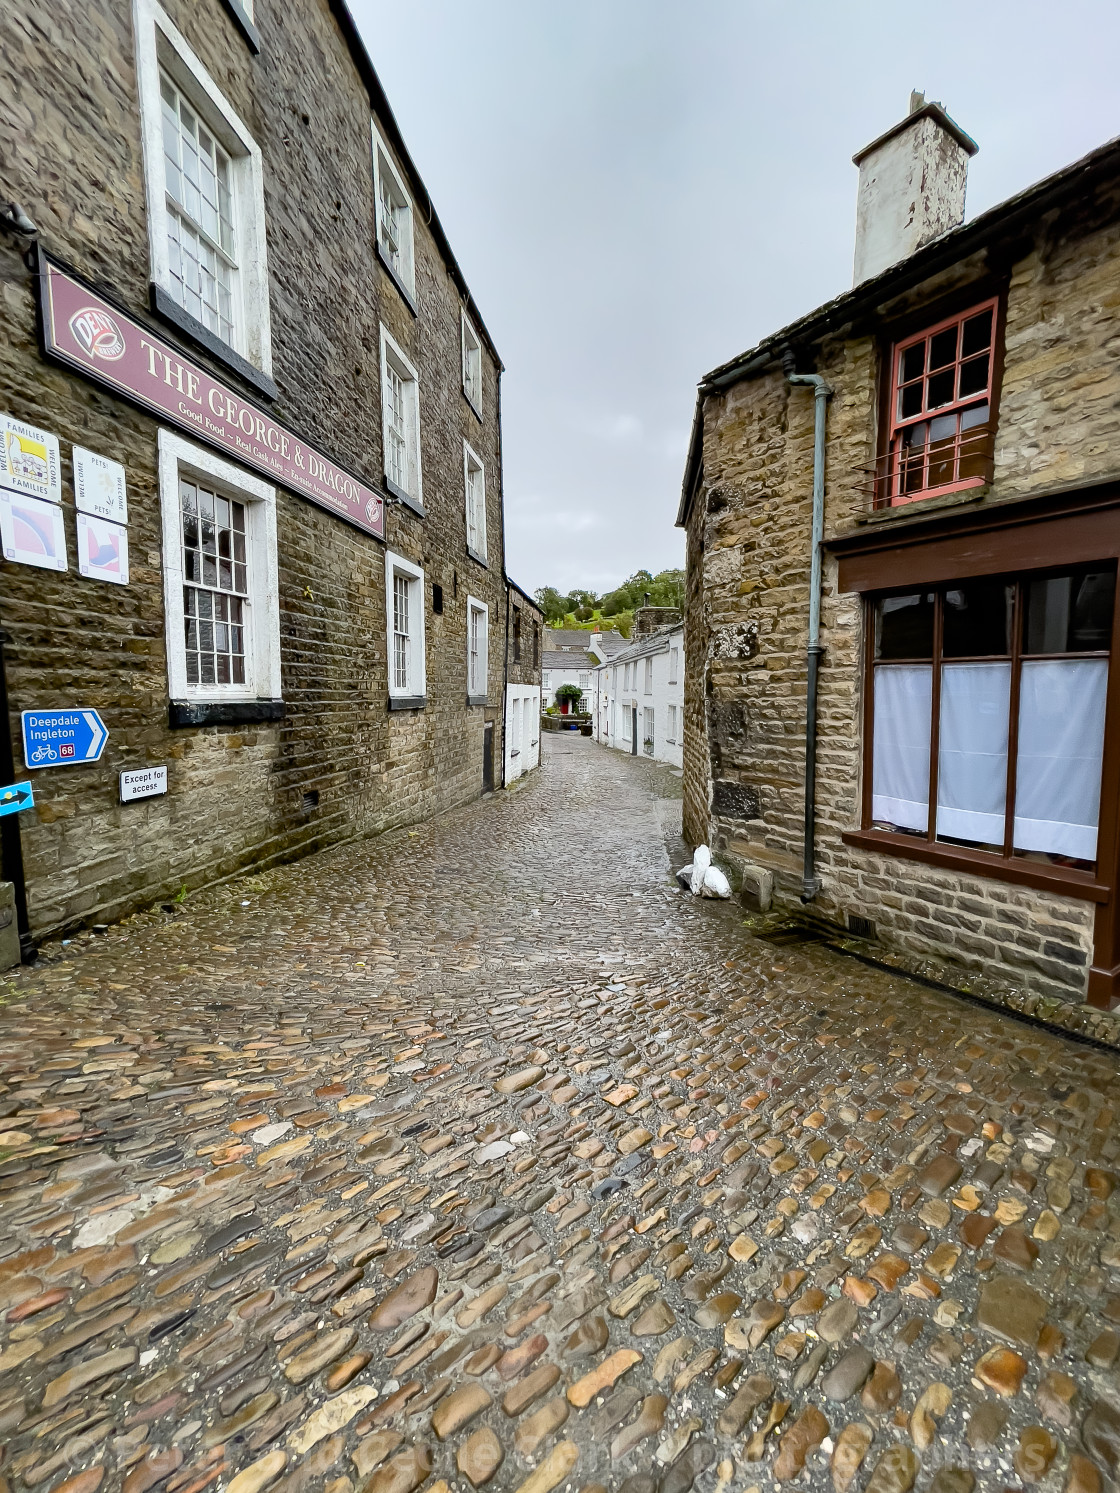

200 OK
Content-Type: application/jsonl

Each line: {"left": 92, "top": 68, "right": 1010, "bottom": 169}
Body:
{"left": 534, "top": 586, "right": 569, "bottom": 624}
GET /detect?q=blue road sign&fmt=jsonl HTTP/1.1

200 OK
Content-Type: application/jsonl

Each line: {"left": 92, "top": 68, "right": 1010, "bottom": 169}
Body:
{"left": 22, "top": 709, "right": 108, "bottom": 769}
{"left": 0, "top": 781, "right": 34, "bottom": 817}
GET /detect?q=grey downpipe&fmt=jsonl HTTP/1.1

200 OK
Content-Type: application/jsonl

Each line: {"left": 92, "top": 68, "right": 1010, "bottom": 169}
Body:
{"left": 786, "top": 367, "right": 832, "bottom": 903}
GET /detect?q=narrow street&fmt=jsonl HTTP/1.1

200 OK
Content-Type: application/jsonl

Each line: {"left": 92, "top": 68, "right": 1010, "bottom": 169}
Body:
{"left": 2, "top": 735, "right": 1119, "bottom": 1493}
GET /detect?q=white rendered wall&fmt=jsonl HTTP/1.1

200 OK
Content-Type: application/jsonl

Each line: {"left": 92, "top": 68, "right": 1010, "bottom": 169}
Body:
{"left": 595, "top": 630, "right": 683, "bottom": 768}
{"left": 541, "top": 666, "right": 591, "bottom": 710}
{"left": 853, "top": 114, "right": 970, "bottom": 285}
{"left": 505, "top": 685, "right": 541, "bottom": 782}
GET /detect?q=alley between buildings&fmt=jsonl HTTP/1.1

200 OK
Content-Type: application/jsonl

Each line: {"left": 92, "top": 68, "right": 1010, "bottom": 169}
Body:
{"left": 1, "top": 736, "right": 1119, "bottom": 1493}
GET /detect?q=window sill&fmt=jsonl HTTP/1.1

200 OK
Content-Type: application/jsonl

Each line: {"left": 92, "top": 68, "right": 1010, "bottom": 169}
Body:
{"left": 861, "top": 482, "right": 988, "bottom": 525}
{"left": 169, "top": 698, "right": 284, "bottom": 728}
{"left": 150, "top": 285, "right": 277, "bottom": 401}
{"left": 375, "top": 241, "right": 417, "bottom": 316}
{"left": 466, "top": 546, "right": 488, "bottom": 569}
{"left": 463, "top": 389, "right": 483, "bottom": 423}
{"left": 388, "top": 694, "right": 426, "bottom": 711}
{"left": 468, "top": 694, "right": 489, "bottom": 707}
{"left": 841, "top": 827, "right": 1110, "bottom": 904}
{"left": 218, "top": 0, "right": 260, "bottom": 51}
{"left": 385, "top": 475, "right": 425, "bottom": 518}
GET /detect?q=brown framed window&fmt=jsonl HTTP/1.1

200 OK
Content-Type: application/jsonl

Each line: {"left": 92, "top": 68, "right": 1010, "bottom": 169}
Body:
{"left": 882, "top": 297, "right": 998, "bottom": 507}
{"left": 867, "top": 566, "right": 1114, "bottom": 877}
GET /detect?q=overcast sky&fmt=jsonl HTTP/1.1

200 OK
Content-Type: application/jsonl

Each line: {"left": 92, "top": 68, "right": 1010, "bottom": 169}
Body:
{"left": 349, "top": 0, "right": 1120, "bottom": 598}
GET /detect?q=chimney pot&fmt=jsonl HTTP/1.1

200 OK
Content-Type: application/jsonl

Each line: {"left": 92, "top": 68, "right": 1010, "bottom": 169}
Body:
{"left": 851, "top": 97, "right": 977, "bottom": 286}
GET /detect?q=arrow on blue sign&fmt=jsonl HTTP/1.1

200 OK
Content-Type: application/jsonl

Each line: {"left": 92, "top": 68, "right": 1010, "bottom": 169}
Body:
{"left": 21, "top": 709, "right": 109, "bottom": 769}
{"left": 0, "top": 781, "right": 34, "bottom": 817}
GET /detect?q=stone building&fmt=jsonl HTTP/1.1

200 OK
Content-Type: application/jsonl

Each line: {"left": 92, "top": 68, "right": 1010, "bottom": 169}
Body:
{"left": 0, "top": 0, "right": 524, "bottom": 950}
{"left": 679, "top": 97, "right": 1120, "bottom": 1010}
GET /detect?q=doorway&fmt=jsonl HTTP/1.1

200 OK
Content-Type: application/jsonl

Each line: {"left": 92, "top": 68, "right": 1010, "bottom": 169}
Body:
{"left": 483, "top": 721, "right": 494, "bottom": 791}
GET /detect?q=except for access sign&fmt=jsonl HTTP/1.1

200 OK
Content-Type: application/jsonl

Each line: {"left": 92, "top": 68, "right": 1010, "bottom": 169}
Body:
{"left": 22, "top": 709, "right": 108, "bottom": 769}
{"left": 0, "top": 782, "right": 34, "bottom": 817}
{"left": 120, "top": 766, "right": 167, "bottom": 803}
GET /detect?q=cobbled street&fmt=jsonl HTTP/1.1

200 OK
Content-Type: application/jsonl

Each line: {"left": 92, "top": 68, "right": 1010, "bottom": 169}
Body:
{"left": 2, "top": 737, "right": 1120, "bottom": 1493}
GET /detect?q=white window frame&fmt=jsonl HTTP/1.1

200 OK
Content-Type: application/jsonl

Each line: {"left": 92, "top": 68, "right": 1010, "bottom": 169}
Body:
{"left": 461, "top": 311, "right": 483, "bottom": 415}
{"left": 667, "top": 704, "right": 677, "bottom": 743}
{"left": 158, "top": 429, "right": 279, "bottom": 703}
{"left": 579, "top": 672, "right": 590, "bottom": 691}
{"left": 669, "top": 646, "right": 680, "bottom": 685}
{"left": 644, "top": 657, "right": 654, "bottom": 694}
{"left": 464, "top": 441, "right": 487, "bottom": 563}
{"left": 542, "top": 671, "right": 551, "bottom": 689}
{"left": 467, "top": 595, "right": 489, "bottom": 702}
{"left": 379, "top": 326, "right": 423, "bottom": 510}
{"left": 385, "top": 550, "right": 426, "bottom": 702}
{"left": 133, "top": 0, "right": 271, "bottom": 372}
{"left": 643, "top": 706, "right": 655, "bottom": 755}
{"left": 372, "top": 125, "right": 416, "bottom": 302}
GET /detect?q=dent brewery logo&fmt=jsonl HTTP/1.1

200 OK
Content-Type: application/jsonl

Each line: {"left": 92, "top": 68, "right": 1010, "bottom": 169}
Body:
{"left": 69, "top": 306, "right": 126, "bottom": 362}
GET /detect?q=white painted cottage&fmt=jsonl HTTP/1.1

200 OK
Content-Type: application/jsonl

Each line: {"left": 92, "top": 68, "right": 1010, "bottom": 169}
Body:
{"left": 593, "top": 620, "right": 684, "bottom": 768}
{"left": 541, "top": 627, "right": 626, "bottom": 711}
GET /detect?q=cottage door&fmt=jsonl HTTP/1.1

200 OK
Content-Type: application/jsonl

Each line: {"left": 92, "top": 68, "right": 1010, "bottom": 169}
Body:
{"left": 631, "top": 707, "right": 638, "bottom": 755}
{"left": 482, "top": 722, "right": 494, "bottom": 791}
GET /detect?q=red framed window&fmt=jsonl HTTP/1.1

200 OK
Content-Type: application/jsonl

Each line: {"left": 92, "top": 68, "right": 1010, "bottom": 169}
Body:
{"left": 884, "top": 297, "right": 998, "bottom": 506}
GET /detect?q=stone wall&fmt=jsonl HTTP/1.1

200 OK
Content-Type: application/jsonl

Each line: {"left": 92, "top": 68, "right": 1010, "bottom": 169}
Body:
{"left": 684, "top": 182, "right": 1120, "bottom": 1004}
{"left": 0, "top": 0, "right": 509, "bottom": 938}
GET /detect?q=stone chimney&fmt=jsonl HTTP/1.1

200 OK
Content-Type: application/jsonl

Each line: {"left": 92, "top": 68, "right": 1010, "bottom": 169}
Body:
{"left": 634, "top": 606, "right": 681, "bottom": 637}
{"left": 852, "top": 92, "right": 978, "bottom": 286}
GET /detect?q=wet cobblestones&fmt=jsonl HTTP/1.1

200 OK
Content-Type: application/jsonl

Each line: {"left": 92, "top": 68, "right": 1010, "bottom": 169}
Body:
{"left": 1, "top": 736, "right": 1119, "bottom": 1493}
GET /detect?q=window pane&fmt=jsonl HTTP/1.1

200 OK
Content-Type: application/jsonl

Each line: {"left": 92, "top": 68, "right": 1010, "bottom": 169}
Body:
{"left": 928, "top": 326, "right": 958, "bottom": 371}
{"left": 872, "top": 664, "right": 932, "bottom": 834}
{"left": 927, "top": 412, "right": 959, "bottom": 489}
{"left": 935, "top": 661, "right": 1011, "bottom": 850}
{"left": 958, "top": 353, "right": 989, "bottom": 398}
{"left": 899, "top": 382, "right": 923, "bottom": 420}
{"left": 1013, "top": 658, "right": 1106, "bottom": 866}
{"left": 942, "top": 580, "right": 1013, "bottom": 658}
{"left": 1024, "top": 569, "right": 1115, "bottom": 654}
{"left": 900, "top": 343, "right": 925, "bottom": 383}
{"left": 961, "top": 307, "right": 994, "bottom": 357}
{"left": 875, "top": 592, "right": 935, "bottom": 660}
{"left": 927, "top": 368, "right": 955, "bottom": 409}
{"left": 957, "top": 403, "right": 991, "bottom": 482}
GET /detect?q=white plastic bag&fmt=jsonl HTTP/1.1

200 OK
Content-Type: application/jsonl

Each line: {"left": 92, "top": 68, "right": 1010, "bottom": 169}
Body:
{"left": 676, "top": 864, "right": 693, "bottom": 889}
{"left": 690, "top": 844, "right": 711, "bottom": 896}
{"left": 701, "top": 864, "right": 731, "bottom": 899}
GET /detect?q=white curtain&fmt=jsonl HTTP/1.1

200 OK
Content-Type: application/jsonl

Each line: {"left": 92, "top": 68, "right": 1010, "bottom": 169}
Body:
{"left": 872, "top": 664, "right": 932, "bottom": 831}
{"left": 936, "top": 661, "right": 1011, "bottom": 844}
{"left": 1014, "top": 658, "right": 1107, "bottom": 860}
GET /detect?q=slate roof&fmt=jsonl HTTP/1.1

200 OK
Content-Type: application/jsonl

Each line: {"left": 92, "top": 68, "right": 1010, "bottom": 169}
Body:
{"left": 596, "top": 623, "right": 683, "bottom": 670}
{"left": 542, "top": 650, "right": 591, "bottom": 671}
{"left": 544, "top": 629, "right": 598, "bottom": 651}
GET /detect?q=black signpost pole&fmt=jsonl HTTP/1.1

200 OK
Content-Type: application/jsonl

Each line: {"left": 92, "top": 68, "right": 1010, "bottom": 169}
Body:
{"left": 0, "top": 625, "right": 34, "bottom": 962}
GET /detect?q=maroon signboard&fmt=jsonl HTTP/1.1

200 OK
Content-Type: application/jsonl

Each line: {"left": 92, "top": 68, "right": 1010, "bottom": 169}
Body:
{"left": 38, "top": 256, "right": 385, "bottom": 541}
